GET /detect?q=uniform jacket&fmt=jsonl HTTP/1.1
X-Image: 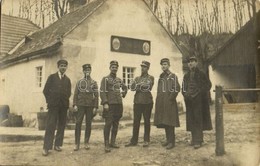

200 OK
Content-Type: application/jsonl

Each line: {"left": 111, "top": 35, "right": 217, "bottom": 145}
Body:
{"left": 154, "top": 70, "right": 180, "bottom": 127}
{"left": 182, "top": 67, "right": 212, "bottom": 131}
{"left": 73, "top": 77, "right": 99, "bottom": 108}
{"left": 43, "top": 72, "right": 71, "bottom": 108}
{"left": 130, "top": 73, "right": 154, "bottom": 104}
{"left": 100, "top": 73, "right": 128, "bottom": 105}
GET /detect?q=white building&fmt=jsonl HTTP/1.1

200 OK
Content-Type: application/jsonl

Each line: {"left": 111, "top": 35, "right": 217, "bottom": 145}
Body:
{"left": 0, "top": 0, "right": 184, "bottom": 123}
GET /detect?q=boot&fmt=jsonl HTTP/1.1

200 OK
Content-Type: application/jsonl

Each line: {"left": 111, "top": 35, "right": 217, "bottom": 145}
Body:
{"left": 110, "top": 132, "right": 120, "bottom": 148}
{"left": 165, "top": 126, "right": 175, "bottom": 149}
{"left": 84, "top": 143, "right": 90, "bottom": 150}
{"left": 162, "top": 127, "right": 170, "bottom": 147}
{"left": 74, "top": 144, "right": 79, "bottom": 151}
{"left": 166, "top": 143, "right": 174, "bottom": 150}
{"left": 104, "top": 140, "right": 111, "bottom": 153}
{"left": 161, "top": 141, "right": 168, "bottom": 147}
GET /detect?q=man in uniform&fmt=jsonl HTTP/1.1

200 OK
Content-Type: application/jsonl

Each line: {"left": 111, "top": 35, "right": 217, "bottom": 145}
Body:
{"left": 182, "top": 56, "right": 212, "bottom": 149}
{"left": 73, "top": 64, "right": 99, "bottom": 151}
{"left": 154, "top": 58, "right": 180, "bottom": 150}
{"left": 100, "top": 60, "right": 128, "bottom": 153}
{"left": 125, "top": 61, "right": 154, "bottom": 147}
{"left": 42, "top": 60, "right": 71, "bottom": 156}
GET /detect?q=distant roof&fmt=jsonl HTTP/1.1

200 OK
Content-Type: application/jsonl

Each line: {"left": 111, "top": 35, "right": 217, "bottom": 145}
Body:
{"left": 0, "top": 14, "right": 40, "bottom": 56}
{"left": 1, "top": 0, "right": 105, "bottom": 65}
{"left": 209, "top": 18, "right": 257, "bottom": 67}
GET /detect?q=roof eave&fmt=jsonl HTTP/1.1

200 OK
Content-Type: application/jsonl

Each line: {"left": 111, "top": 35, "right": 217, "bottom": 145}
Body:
{"left": 207, "top": 20, "right": 254, "bottom": 64}
{"left": 0, "top": 41, "right": 62, "bottom": 69}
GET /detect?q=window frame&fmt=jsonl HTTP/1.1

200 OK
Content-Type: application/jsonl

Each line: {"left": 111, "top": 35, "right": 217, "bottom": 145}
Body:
{"left": 122, "top": 66, "right": 136, "bottom": 89}
{"left": 36, "top": 66, "right": 43, "bottom": 88}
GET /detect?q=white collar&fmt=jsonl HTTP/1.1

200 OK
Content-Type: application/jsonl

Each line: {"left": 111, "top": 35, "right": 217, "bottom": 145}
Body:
{"left": 58, "top": 72, "right": 65, "bottom": 79}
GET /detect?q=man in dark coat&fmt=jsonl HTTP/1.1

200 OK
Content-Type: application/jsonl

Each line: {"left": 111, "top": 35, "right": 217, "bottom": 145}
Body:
{"left": 42, "top": 60, "right": 71, "bottom": 156}
{"left": 182, "top": 56, "right": 212, "bottom": 149}
{"left": 125, "top": 61, "right": 154, "bottom": 148}
{"left": 73, "top": 64, "right": 99, "bottom": 151}
{"left": 100, "top": 60, "right": 128, "bottom": 153}
{"left": 154, "top": 58, "right": 180, "bottom": 149}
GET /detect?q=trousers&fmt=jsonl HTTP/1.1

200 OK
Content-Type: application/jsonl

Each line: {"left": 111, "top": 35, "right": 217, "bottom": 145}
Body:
{"left": 43, "top": 106, "right": 68, "bottom": 150}
{"left": 75, "top": 106, "right": 93, "bottom": 145}
{"left": 131, "top": 103, "right": 153, "bottom": 143}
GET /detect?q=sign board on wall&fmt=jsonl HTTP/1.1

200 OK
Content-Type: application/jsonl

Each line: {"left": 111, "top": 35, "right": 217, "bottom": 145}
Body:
{"left": 111, "top": 35, "right": 151, "bottom": 55}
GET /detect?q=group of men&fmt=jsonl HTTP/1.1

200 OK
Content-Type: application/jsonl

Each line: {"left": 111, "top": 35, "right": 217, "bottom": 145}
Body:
{"left": 42, "top": 57, "right": 212, "bottom": 156}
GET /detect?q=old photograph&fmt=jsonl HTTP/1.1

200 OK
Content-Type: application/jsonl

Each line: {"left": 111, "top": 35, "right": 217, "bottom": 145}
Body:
{"left": 0, "top": 0, "right": 259, "bottom": 165}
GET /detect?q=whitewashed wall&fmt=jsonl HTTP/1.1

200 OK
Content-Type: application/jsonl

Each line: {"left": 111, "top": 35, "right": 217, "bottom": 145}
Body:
{"left": 63, "top": 0, "right": 184, "bottom": 111}
{"left": 0, "top": 59, "right": 46, "bottom": 121}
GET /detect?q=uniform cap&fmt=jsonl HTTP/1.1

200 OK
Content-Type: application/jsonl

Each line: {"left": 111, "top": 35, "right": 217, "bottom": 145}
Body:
{"left": 57, "top": 59, "right": 68, "bottom": 66}
{"left": 82, "top": 64, "right": 91, "bottom": 70}
{"left": 110, "top": 60, "right": 119, "bottom": 67}
{"left": 160, "top": 58, "right": 170, "bottom": 65}
{"left": 140, "top": 60, "right": 150, "bottom": 68}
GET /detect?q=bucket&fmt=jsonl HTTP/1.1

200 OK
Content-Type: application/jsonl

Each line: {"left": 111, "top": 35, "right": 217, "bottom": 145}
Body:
{"left": 37, "top": 112, "right": 48, "bottom": 130}
{"left": 8, "top": 114, "right": 23, "bottom": 127}
{"left": 0, "top": 105, "right": 10, "bottom": 123}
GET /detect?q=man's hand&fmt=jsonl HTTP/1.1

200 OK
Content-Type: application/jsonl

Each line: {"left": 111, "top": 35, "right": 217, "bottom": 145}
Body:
{"left": 103, "top": 104, "right": 109, "bottom": 111}
{"left": 93, "top": 108, "right": 98, "bottom": 115}
{"left": 73, "top": 105, "right": 78, "bottom": 112}
{"left": 121, "top": 92, "right": 126, "bottom": 98}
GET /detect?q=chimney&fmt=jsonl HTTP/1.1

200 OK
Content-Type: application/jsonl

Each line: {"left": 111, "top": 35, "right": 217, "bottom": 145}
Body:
{"left": 69, "top": 0, "right": 87, "bottom": 12}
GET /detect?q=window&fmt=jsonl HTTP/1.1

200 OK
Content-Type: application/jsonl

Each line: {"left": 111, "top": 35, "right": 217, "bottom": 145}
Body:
{"left": 36, "top": 66, "right": 43, "bottom": 87}
{"left": 123, "top": 67, "right": 135, "bottom": 89}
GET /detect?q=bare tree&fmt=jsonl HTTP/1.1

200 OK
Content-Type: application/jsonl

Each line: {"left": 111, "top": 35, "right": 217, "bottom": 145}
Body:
{"left": 164, "top": 0, "right": 173, "bottom": 34}
{"left": 145, "top": 0, "right": 159, "bottom": 13}
{"left": 172, "top": 0, "right": 181, "bottom": 35}
{"left": 222, "top": 0, "right": 228, "bottom": 32}
{"left": 53, "top": 0, "right": 69, "bottom": 19}
{"left": 246, "top": 0, "right": 257, "bottom": 22}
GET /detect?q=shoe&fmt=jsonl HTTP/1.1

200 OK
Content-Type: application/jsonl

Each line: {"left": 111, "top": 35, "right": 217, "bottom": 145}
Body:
{"left": 166, "top": 143, "right": 174, "bottom": 150}
{"left": 42, "top": 149, "right": 48, "bottom": 156}
{"left": 190, "top": 140, "right": 194, "bottom": 146}
{"left": 84, "top": 143, "right": 90, "bottom": 150}
{"left": 105, "top": 146, "right": 111, "bottom": 153}
{"left": 161, "top": 142, "right": 168, "bottom": 147}
{"left": 110, "top": 135, "right": 119, "bottom": 148}
{"left": 194, "top": 144, "right": 201, "bottom": 149}
{"left": 54, "top": 146, "right": 62, "bottom": 152}
{"left": 74, "top": 145, "right": 79, "bottom": 151}
{"left": 105, "top": 141, "right": 111, "bottom": 153}
{"left": 125, "top": 142, "right": 137, "bottom": 147}
{"left": 143, "top": 141, "right": 149, "bottom": 147}
{"left": 110, "top": 143, "right": 120, "bottom": 148}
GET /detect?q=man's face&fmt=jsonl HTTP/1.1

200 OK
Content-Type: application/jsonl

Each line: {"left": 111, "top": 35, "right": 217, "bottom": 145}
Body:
{"left": 83, "top": 68, "right": 91, "bottom": 76}
{"left": 161, "top": 62, "right": 170, "bottom": 71}
{"left": 188, "top": 60, "right": 198, "bottom": 70}
{"left": 141, "top": 66, "right": 149, "bottom": 74}
{"left": 110, "top": 65, "right": 118, "bottom": 74}
{"left": 58, "top": 64, "right": 67, "bottom": 74}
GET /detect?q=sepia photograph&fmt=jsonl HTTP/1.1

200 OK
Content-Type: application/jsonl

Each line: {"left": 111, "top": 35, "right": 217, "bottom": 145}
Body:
{"left": 0, "top": 0, "right": 259, "bottom": 165}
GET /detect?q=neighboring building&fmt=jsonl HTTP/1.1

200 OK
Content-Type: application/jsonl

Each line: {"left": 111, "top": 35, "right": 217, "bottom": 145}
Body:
{"left": 0, "top": 14, "right": 40, "bottom": 59}
{"left": 209, "top": 19, "right": 258, "bottom": 103}
{"left": 0, "top": 0, "right": 184, "bottom": 122}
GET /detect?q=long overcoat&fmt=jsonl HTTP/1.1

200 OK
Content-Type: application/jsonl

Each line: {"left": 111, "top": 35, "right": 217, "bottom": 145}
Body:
{"left": 182, "top": 68, "right": 212, "bottom": 131}
{"left": 154, "top": 71, "right": 180, "bottom": 128}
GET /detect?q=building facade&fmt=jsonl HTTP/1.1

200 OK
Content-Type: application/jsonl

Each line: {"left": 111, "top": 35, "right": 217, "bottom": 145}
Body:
{"left": 0, "top": 0, "right": 184, "bottom": 122}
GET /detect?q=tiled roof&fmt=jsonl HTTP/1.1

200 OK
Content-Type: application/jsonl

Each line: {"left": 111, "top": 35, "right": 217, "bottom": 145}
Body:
{"left": 0, "top": 14, "right": 40, "bottom": 56}
{"left": 1, "top": 0, "right": 105, "bottom": 64}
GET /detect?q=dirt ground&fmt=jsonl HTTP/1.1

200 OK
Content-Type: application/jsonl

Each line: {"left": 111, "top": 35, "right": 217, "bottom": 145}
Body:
{"left": 0, "top": 106, "right": 259, "bottom": 166}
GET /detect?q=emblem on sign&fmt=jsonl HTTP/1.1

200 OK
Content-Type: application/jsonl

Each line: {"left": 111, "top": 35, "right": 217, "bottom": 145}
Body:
{"left": 143, "top": 42, "right": 150, "bottom": 54}
{"left": 112, "top": 38, "right": 120, "bottom": 50}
